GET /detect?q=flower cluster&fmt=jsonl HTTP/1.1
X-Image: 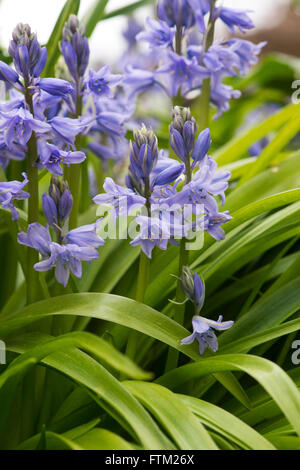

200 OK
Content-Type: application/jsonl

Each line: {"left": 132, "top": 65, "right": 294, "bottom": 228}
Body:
{"left": 124, "top": 0, "right": 266, "bottom": 118}
{"left": 94, "top": 106, "right": 231, "bottom": 258}
{"left": 180, "top": 267, "right": 234, "bottom": 354}
{"left": 18, "top": 177, "right": 104, "bottom": 286}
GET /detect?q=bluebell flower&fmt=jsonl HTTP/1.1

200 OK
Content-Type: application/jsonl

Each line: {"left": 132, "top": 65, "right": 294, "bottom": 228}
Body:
{"left": 18, "top": 222, "right": 52, "bottom": 257}
{"left": 96, "top": 111, "right": 127, "bottom": 138}
{"left": 0, "top": 107, "right": 50, "bottom": 149}
{"left": 50, "top": 116, "right": 88, "bottom": 147}
{"left": 130, "top": 214, "right": 182, "bottom": 259}
{"left": 0, "top": 172, "right": 29, "bottom": 220}
{"left": 180, "top": 266, "right": 205, "bottom": 311}
{"left": 192, "top": 156, "right": 231, "bottom": 205}
{"left": 123, "top": 17, "right": 143, "bottom": 49}
{"left": 61, "top": 15, "right": 90, "bottom": 82}
{"left": 216, "top": 7, "right": 255, "bottom": 34}
{"left": 34, "top": 242, "right": 99, "bottom": 287}
{"left": 210, "top": 74, "right": 241, "bottom": 119}
{"left": 227, "top": 39, "right": 266, "bottom": 75}
{"left": 137, "top": 17, "right": 176, "bottom": 49}
{"left": 38, "top": 78, "right": 73, "bottom": 97}
{"left": 181, "top": 315, "right": 234, "bottom": 355}
{"left": 124, "top": 66, "right": 167, "bottom": 98}
{"left": 39, "top": 142, "right": 86, "bottom": 176}
{"left": 158, "top": 0, "right": 195, "bottom": 29}
{"left": 66, "top": 221, "right": 104, "bottom": 248}
{"left": 157, "top": 52, "right": 210, "bottom": 96}
{"left": 186, "top": 0, "right": 210, "bottom": 33}
{"left": 0, "top": 137, "right": 26, "bottom": 170}
{"left": 87, "top": 66, "right": 122, "bottom": 98}
{"left": 93, "top": 177, "right": 145, "bottom": 222}
{"left": 18, "top": 220, "right": 104, "bottom": 287}
{"left": 204, "top": 209, "right": 232, "bottom": 241}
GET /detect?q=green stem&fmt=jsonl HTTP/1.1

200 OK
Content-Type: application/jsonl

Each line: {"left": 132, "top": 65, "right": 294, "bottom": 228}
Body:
{"left": 68, "top": 81, "right": 83, "bottom": 230}
{"left": 198, "top": 1, "right": 216, "bottom": 131}
{"left": 165, "top": 160, "right": 192, "bottom": 371}
{"left": 126, "top": 178, "right": 151, "bottom": 361}
{"left": 25, "top": 86, "right": 41, "bottom": 304}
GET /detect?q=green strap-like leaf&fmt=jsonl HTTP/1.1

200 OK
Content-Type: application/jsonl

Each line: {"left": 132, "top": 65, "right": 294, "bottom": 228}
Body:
{"left": 179, "top": 395, "right": 275, "bottom": 450}
{"left": 82, "top": 0, "right": 110, "bottom": 38}
{"left": 123, "top": 381, "right": 218, "bottom": 450}
{"left": 43, "top": 0, "right": 81, "bottom": 77}
{"left": 156, "top": 354, "right": 300, "bottom": 437}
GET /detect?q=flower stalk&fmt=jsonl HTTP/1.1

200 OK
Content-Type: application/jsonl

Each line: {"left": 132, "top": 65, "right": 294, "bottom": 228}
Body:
{"left": 199, "top": 0, "right": 217, "bottom": 131}
{"left": 24, "top": 84, "right": 40, "bottom": 304}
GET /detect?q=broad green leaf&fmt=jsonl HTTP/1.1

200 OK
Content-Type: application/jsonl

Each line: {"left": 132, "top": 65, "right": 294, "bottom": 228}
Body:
{"left": 179, "top": 395, "right": 275, "bottom": 450}
{"left": 219, "top": 277, "right": 300, "bottom": 346}
{"left": 6, "top": 331, "right": 152, "bottom": 380}
{"left": 75, "top": 428, "right": 135, "bottom": 450}
{"left": 102, "top": 0, "right": 154, "bottom": 21}
{"left": 124, "top": 381, "right": 218, "bottom": 450}
{"left": 239, "top": 108, "right": 300, "bottom": 184}
{"left": 7, "top": 337, "right": 172, "bottom": 450}
{"left": 0, "top": 293, "right": 250, "bottom": 408}
{"left": 157, "top": 354, "right": 300, "bottom": 436}
{"left": 82, "top": 0, "right": 109, "bottom": 38}
{"left": 221, "top": 318, "right": 300, "bottom": 354}
{"left": 214, "top": 103, "right": 300, "bottom": 165}
{"left": 43, "top": 0, "right": 81, "bottom": 77}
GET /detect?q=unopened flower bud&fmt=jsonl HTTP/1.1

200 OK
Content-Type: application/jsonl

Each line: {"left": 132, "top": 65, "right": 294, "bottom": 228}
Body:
{"left": 180, "top": 266, "right": 205, "bottom": 312}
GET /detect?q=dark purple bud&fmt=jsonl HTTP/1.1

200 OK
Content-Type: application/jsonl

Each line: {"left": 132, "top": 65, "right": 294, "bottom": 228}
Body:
{"left": 0, "top": 60, "right": 19, "bottom": 85}
{"left": 38, "top": 78, "right": 73, "bottom": 97}
{"left": 61, "top": 15, "right": 90, "bottom": 80}
{"left": 33, "top": 47, "right": 47, "bottom": 77}
{"left": 61, "top": 40, "right": 78, "bottom": 81}
{"left": 180, "top": 266, "right": 205, "bottom": 312}
{"left": 14, "top": 45, "right": 30, "bottom": 79}
{"left": 170, "top": 127, "right": 186, "bottom": 162}
{"left": 158, "top": 0, "right": 195, "bottom": 29}
{"left": 9, "top": 23, "right": 43, "bottom": 80}
{"left": 154, "top": 162, "right": 184, "bottom": 186}
{"left": 131, "top": 124, "right": 159, "bottom": 181}
{"left": 58, "top": 189, "right": 73, "bottom": 222}
{"left": 42, "top": 193, "right": 58, "bottom": 228}
{"left": 192, "top": 128, "right": 211, "bottom": 165}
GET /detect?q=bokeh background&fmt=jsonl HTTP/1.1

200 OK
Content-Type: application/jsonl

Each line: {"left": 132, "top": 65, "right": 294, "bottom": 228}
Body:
{"left": 0, "top": 0, "right": 298, "bottom": 66}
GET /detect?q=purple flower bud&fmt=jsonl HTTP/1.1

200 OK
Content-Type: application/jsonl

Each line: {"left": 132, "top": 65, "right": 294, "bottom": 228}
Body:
{"left": 0, "top": 61, "right": 20, "bottom": 86}
{"left": 180, "top": 266, "right": 205, "bottom": 312}
{"left": 33, "top": 46, "right": 47, "bottom": 77}
{"left": 154, "top": 161, "right": 184, "bottom": 187}
{"left": 42, "top": 193, "right": 58, "bottom": 228}
{"left": 38, "top": 78, "right": 73, "bottom": 97}
{"left": 61, "top": 15, "right": 90, "bottom": 81}
{"left": 192, "top": 128, "right": 211, "bottom": 167}
{"left": 9, "top": 23, "right": 44, "bottom": 80}
{"left": 158, "top": 0, "right": 195, "bottom": 29}
{"left": 58, "top": 189, "right": 73, "bottom": 222}
{"left": 130, "top": 125, "right": 159, "bottom": 184}
{"left": 170, "top": 107, "right": 197, "bottom": 163}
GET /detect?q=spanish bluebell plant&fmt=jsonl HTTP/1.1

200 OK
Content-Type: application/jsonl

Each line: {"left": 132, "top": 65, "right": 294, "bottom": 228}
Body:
{"left": 18, "top": 176, "right": 104, "bottom": 287}
{"left": 0, "top": 1, "right": 299, "bottom": 452}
